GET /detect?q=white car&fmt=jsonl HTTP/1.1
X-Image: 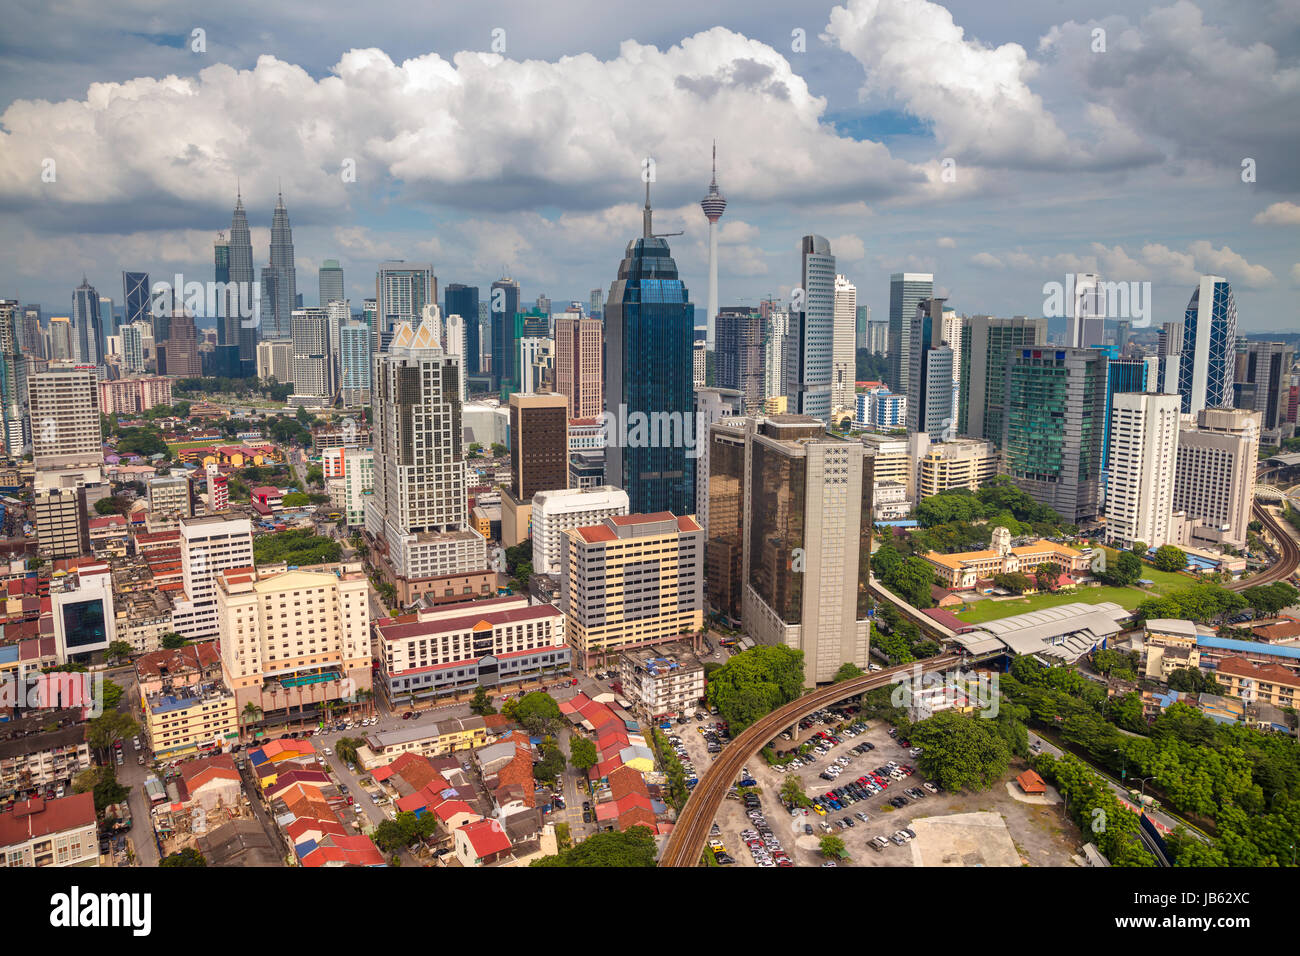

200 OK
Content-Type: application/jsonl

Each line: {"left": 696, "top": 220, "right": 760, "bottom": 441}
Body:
{"left": 323, "top": 748, "right": 334, "bottom": 756}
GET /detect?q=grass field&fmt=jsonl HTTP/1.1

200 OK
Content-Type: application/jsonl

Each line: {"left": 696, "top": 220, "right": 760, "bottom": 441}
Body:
{"left": 1099, "top": 547, "right": 1198, "bottom": 594}
{"left": 953, "top": 585, "right": 1146, "bottom": 624}
{"left": 166, "top": 439, "right": 221, "bottom": 452}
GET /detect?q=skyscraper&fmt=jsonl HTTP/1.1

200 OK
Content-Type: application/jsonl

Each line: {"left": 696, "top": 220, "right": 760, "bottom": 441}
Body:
{"left": 1002, "top": 347, "right": 1108, "bottom": 523}
{"left": 906, "top": 297, "right": 956, "bottom": 436}
{"left": 338, "top": 322, "right": 372, "bottom": 407}
{"left": 1173, "top": 407, "right": 1259, "bottom": 550}
{"left": 832, "top": 275, "right": 857, "bottom": 411}
{"left": 1104, "top": 392, "right": 1180, "bottom": 550}
{"left": 502, "top": 392, "right": 569, "bottom": 547}
{"left": 319, "top": 258, "right": 344, "bottom": 307}
{"left": 20, "top": 306, "right": 44, "bottom": 361}
{"left": 715, "top": 306, "right": 764, "bottom": 413}
{"left": 736, "top": 416, "right": 872, "bottom": 686}
{"left": 1178, "top": 275, "right": 1237, "bottom": 416}
{"left": 784, "top": 235, "right": 835, "bottom": 422}
{"left": 120, "top": 322, "right": 146, "bottom": 374}
{"left": 290, "top": 307, "right": 334, "bottom": 403}
{"left": 262, "top": 190, "right": 298, "bottom": 340}
{"left": 1102, "top": 357, "right": 1148, "bottom": 474}
{"left": 71, "top": 278, "right": 102, "bottom": 367}
{"left": 1234, "top": 340, "right": 1294, "bottom": 442}
{"left": 589, "top": 288, "right": 603, "bottom": 319}
{"left": 855, "top": 304, "right": 871, "bottom": 352}
{"left": 29, "top": 363, "right": 104, "bottom": 492}
{"left": 699, "top": 142, "right": 727, "bottom": 353}
{"left": 489, "top": 277, "right": 521, "bottom": 393}
{"left": 97, "top": 296, "right": 115, "bottom": 357}
{"left": 441, "top": 310, "right": 468, "bottom": 404}
{"left": 226, "top": 192, "right": 257, "bottom": 373}
{"left": 604, "top": 181, "right": 696, "bottom": 515}
{"left": 444, "top": 284, "right": 480, "bottom": 375}
{"left": 122, "top": 271, "right": 151, "bottom": 332}
{"left": 887, "top": 272, "right": 933, "bottom": 395}
{"left": 555, "top": 312, "right": 603, "bottom": 419}
{"left": 376, "top": 261, "right": 435, "bottom": 353}
{"left": 1066, "top": 273, "right": 1105, "bottom": 348}
{"left": 212, "top": 232, "right": 233, "bottom": 346}
{"left": 763, "top": 303, "right": 788, "bottom": 404}
{"left": 958, "top": 315, "right": 1046, "bottom": 444}
{"left": 159, "top": 298, "right": 201, "bottom": 378}
{"left": 0, "top": 300, "right": 27, "bottom": 456}
{"left": 48, "top": 316, "right": 74, "bottom": 361}
{"left": 365, "top": 307, "right": 489, "bottom": 605}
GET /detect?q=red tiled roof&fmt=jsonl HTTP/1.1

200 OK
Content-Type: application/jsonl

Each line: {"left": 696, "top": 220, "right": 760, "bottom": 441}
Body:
{"left": 459, "top": 819, "right": 511, "bottom": 857}
{"left": 0, "top": 793, "right": 95, "bottom": 845}
{"left": 1215, "top": 655, "right": 1300, "bottom": 686}
{"left": 377, "top": 603, "right": 560, "bottom": 642}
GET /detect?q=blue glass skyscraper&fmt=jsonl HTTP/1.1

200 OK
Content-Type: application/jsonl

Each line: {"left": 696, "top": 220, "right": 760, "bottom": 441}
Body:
{"left": 604, "top": 184, "right": 696, "bottom": 515}
{"left": 1178, "top": 275, "right": 1237, "bottom": 416}
{"left": 1102, "top": 356, "right": 1147, "bottom": 471}
{"left": 445, "top": 283, "right": 480, "bottom": 375}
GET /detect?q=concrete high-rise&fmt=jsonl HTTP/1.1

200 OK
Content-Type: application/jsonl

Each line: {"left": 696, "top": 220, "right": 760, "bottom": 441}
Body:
{"left": 887, "top": 272, "right": 933, "bottom": 396}
{"left": 1002, "top": 347, "right": 1108, "bottom": 523}
{"left": 1173, "top": 407, "right": 1259, "bottom": 551}
{"left": 958, "top": 315, "right": 1046, "bottom": 444}
{"left": 365, "top": 307, "right": 490, "bottom": 606}
{"left": 29, "top": 363, "right": 103, "bottom": 492}
{"left": 734, "top": 416, "right": 872, "bottom": 686}
{"left": 318, "top": 259, "right": 344, "bottom": 307}
{"left": 375, "top": 261, "right": 435, "bottom": 349}
{"left": 0, "top": 300, "right": 27, "bottom": 456}
{"left": 699, "top": 142, "right": 727, "bottom": 354}
{"left": 555, "top": 313, "right": 603, "bottom": 419}
{"left": 1178, "top": 275, "right": 1237, "bottom": 416}
{"left": 604, "top": 182, "right": 697, "bottom": 516}
{"left": 784, "top": 236, "right": 835, "bottom": 423}
{"left": 290, "top": 307, "right": 334, "bottom": 403}
{"left": 832, "top": 275, "right": 857, "bottom": 411}
{"left": 1104, "top": 392, "right": 1180, "bottom": 550}
{"left": 168, "top": 514, "right": 254, "bottom": 641}
{"left": 716, "top": 306, "right": 764, "bottom": 413}
{"left": 1066, "top": 273, "right": 1105, "bottom": 348}
{"left": 906, "top": 297, "right": 956, "bottom": 436}
{"left": 531, "top": 486, "right": 630, "bottom": 576}
{"left": 441, "top": 310, "right": 468, "bottom": 404}
{"left": 1234, "top": 340, "right": 1294, "bottom": 442}
{"left": 560, "top": 512, "right": 704, "bottom": 672}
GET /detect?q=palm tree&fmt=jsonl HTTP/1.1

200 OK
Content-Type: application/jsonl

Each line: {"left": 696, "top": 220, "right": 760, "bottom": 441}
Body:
{"left": 355, "top": 688, "right": 375, "bottom": 717}
{"left": 241, "top": 702, "right": 263, "bottom": 743}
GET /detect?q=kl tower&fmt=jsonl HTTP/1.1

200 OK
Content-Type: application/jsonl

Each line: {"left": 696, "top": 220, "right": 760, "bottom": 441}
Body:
{"left": 700, "top": 141, "right": 727, "bottom": 353}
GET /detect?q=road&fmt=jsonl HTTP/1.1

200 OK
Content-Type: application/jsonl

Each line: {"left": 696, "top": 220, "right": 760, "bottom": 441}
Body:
{"left": 1228, "top": 501, "right": 1300, "bottom": 590}
{"left": 658, "top": 653, "right": 961, "bottom": 867}
{"left": 1025, "top": 730, "right": 1202, "bottom": 842}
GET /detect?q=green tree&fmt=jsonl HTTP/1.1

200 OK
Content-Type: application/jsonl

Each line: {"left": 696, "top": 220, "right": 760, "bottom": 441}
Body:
{"left": 87, "top": 712, "right": 138, "bottom": 761}
{"left": 534, "top": 740, "right": 567, "bottom": 785}
{"left": 92, "top": 767, "right": 129, "bottom": 812}
{"left": 509, "top": 692, "right": 563, "bottom": 735}
{"left": 907, "top": 710, "right": 1011, "bottom": 792}
{"left": 1131, "top": 541, "right": 1148, "bottom": 558}
{"left": 706, "top": 645, "right": 805, "bottom": 733}
{"left": 94, "top": 496, "right": 131, "bottom": 516}
{"left": 531, "top": 825, "right": 657, "bottom": 867}
{"left": 819, "top": 835, "right": 847, "bottom": 859}
{"left": 335, "top": 736, "right": 364, "bottom": 766}
{"left": 832, "top": 663, "right": 864, "bottom": 683}
{"left": 281, "top": 491, "right": 310, "bottom": 508}
{"left": 569, "top": 735, "right": 598, "bottom": 772}
{"left": 101, "top": 680, "right": 124, "bottom": 712}
{"left": 1150, "top": 545, "right": 1187, "bottom": 573}
{"left": 469, "top": 686, "right": 496, "bottom": 717}
{"left": 491, "top": 442, "right": 507, "bottom": 458}
{"left": 105, "top": 641, "right": 134, "bottom": 665}
{"left": 780, "top": 774, "right": 811, "bottom": 807}
{"left": 160, "top": 632, "right": 187, "bottom": 650}
{"left": 161, "top": 847, "right": 207, "bottom": 867}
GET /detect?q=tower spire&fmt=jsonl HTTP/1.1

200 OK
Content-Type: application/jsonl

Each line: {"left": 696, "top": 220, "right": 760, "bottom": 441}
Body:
{"left": 643, "top": 177, "right": 653, "bottom": 239}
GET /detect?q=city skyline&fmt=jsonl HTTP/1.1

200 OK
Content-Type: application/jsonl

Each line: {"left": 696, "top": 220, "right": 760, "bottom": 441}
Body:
{"left": 0, "top": 0, "right": 1296, "bottom": 334}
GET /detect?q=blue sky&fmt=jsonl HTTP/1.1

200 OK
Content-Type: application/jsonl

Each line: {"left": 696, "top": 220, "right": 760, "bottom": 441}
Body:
{"left": 0, "top": 0, "right": 1297, "bottom": 332}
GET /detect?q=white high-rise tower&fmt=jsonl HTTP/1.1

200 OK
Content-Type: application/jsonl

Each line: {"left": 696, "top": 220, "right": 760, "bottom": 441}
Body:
{"left": 700, "top": 142, "right": 727, "bottom": 353}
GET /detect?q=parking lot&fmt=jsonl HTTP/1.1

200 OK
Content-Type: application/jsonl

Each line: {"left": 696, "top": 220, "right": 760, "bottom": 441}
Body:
{"left": 661, "top": 708, "right": 728, "bottom": 800}
{"left": 708, "top": 711, "right": 1078, "bottom": 867}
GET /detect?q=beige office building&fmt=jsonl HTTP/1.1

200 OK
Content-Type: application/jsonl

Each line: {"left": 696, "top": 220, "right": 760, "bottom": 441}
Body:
{"left": 1172, "top": 407, "right": 1259, "bottom": 550}
{"left": 554, "top": 314, "right": 603, "bottom": 419}
{"left": 918, "top": 438, "right": 999, "bottom": 498}
{"left": 215, "top": 563, "right": 372, "bottom": 720}
{"left": 560, "top": 513, "right": 704, "bottom": 672}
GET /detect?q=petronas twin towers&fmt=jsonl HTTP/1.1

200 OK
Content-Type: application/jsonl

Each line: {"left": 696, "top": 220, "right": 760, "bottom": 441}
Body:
{"left": 225, "top": 187, "right": 297, "bottom": 356}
